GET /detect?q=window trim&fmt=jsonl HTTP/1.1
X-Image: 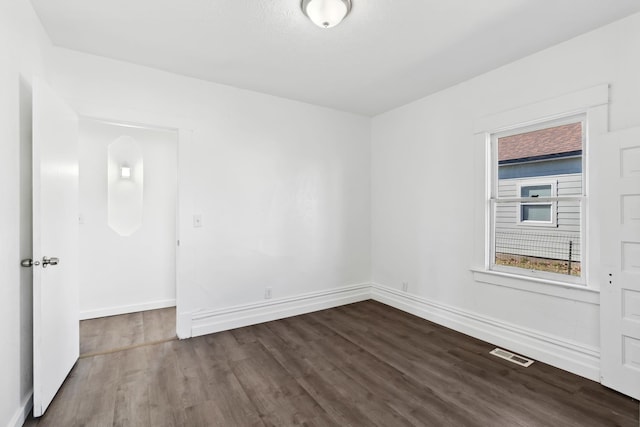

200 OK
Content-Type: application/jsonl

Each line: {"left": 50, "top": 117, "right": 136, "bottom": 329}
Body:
{"left": 472, "top": 84, "right": 609, "bottom": 293}
{"left": 471, "top": 269, "right": 599, "bottom": 304}
{"left": 515, "top": 179, "right": 557, "bottom": 227}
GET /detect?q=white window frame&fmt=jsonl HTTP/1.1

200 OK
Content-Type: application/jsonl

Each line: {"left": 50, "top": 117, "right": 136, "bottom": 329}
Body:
{"left": 516, "top": 178, "right": 557, "bottom": 227}
{"left": 488, "top": 115, "right": 586, "bottom": 285}
{"left": 471, "top": 84, "right": 608, "bottom": 299}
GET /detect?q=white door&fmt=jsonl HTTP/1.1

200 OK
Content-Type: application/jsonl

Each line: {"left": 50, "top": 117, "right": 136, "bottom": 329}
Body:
{"left": 599, "top": 126, "right": 640, "bottom": 400}
{"left": 31, "top": 79, "right": 80, "bottom": 416}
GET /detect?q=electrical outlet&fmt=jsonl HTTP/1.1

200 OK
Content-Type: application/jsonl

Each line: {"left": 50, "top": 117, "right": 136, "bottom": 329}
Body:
{"left": 402, "top": 282, "right": 409, "bottom": 292}
{"left": 264, "top": 287, "right": 272, "bottom": 299}
{"left": 193, "top": 214, "right": 202, "bottom": 228}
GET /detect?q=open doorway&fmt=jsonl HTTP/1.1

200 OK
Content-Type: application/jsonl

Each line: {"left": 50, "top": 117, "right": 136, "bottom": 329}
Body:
{"left": 77, "top": 118, "right": 178, "bottom": 346}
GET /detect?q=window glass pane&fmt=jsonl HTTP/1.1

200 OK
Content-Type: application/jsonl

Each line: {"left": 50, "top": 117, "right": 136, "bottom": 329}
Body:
{"left": 493, "top": 119, "right": 583, "bottom": 279}
{"left": 521, "top": 185, "right": 551, "bottom": 198}
{"left": 494, "top": 204, "right": 581, "bottom": 277}
{"left": 498, "top": 122, "right": 582, "bottom": 167}
{"left": 521, "top": 204, "right": 551, "bottom": 221}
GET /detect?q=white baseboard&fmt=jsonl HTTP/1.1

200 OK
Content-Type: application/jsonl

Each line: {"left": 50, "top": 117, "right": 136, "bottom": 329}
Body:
{"left": 79, "top": 299, "right": 176, "bottom": 320}
{"left": 176, "top": 309, "right": 193, "bottom": 339}
{"left": 190, "top": 284, "right": 371, "bottom": 337}
{"left": 370, "top": 283, "right": 600, "bottom": 381}
{"left": 90, "top": 283, "right": 600, "bottom": 383}
{"left": 9, "top": 393, "right": 33, "bottom": 427}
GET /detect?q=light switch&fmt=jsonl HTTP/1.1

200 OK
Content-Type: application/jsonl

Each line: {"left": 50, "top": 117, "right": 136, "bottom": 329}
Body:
{"left": 193, "top": 214, "right": 202, "bottom": 228}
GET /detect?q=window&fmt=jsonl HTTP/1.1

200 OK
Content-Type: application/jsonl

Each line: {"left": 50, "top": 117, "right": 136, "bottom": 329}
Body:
{"left": 516, "top": 180, "right": 557, "bottom": 226}
{"left": 490, "top": 117, "right": 585, "bottom": 283}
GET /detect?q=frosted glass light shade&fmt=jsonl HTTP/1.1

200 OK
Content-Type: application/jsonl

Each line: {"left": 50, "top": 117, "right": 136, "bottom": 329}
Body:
{"left": 302, "top": 0, "right": 351, "bottom": 28}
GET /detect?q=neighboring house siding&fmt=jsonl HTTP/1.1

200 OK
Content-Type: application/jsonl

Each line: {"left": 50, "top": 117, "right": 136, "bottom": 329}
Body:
{"left": 496, "top": 173, "right": 581, "bottom": 261}
{"left": 498, "top": 157, "right": 582, "bottom": 179}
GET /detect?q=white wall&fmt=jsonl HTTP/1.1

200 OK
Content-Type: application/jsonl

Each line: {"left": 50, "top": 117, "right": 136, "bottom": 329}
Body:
{"left": 371, "top": 13, "right": 640, "bottom": 378}
{"left": 0, "top": 1, "right": 52, "bottom": 426}
{"left": 79, "top": 120, "right": 177, "bottom": 319}
{"left": 4, "top": 4, "right": 637, "bottom": 425}
{"left": 49, "top": 48, "right": 372, "bottom": 336}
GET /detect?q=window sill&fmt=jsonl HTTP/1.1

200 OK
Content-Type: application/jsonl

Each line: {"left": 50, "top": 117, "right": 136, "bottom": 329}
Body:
{"left": 516, "top": 221, "right": 557, "bottom": 228}
{"left": 471, "top": 269, "right": 599, "bottom": 304}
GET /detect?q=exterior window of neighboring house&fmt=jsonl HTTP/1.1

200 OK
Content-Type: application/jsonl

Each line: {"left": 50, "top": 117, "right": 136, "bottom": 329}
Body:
{"left": 490, "top": 117, "right": 585, "bottom": 283}
{"left": 516, "top": 179, "right": 557, "bottom": 226}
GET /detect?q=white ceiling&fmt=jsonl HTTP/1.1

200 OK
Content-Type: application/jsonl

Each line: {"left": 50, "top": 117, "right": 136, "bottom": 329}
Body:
{"left": 30, "top": 0, "right": 640, "bottom": 116}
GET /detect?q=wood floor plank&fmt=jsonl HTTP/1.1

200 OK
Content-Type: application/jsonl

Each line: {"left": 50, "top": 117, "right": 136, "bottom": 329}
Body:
{"left": 230, "top": 347, "right": 323, "bottom": 422}
{"left": 346, "top": 301, "right": 639, "bottom": 426}
{"left": 172, "top": 339, "right": 217, "bottom": 408}
{"left": 191, "top": 338, "right": 265, "bottom": 423}
{"left": 80, "top": 307, "right": 175, "bottom": 356}
{"left": 24, "top": 301, "right": 639, "bottom": 427}
{"left": 113, "top": 371, "right": 151, "bottom": 427}
{"left": 313, "top": 317, "right": 528, "bottom": 426}
{"left": 142, "top": 307, "right": 177, "bottom": 342}
{"left": 184, "top": 398, "right": 264, "bottom": 427}
{"left": 296, "top": 365, "right": 412, "bottom": 427}
{"left": 252, "top": 323, "right": 335, "bottom": 379}
{"left": 304, "top": 333, "right": 481, "bottom": 426}
{"left": 308, "top": 304, "right": 592, "bottom": 427}
{"left": 146, "top": 342, "right": 187, "bottom": 427}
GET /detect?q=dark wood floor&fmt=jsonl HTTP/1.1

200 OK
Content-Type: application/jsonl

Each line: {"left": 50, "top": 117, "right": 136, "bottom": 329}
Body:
{"left": 79, "top": 307, "right": 176, "bottom": 356}
{"left": 25, "top": 301, "right": 638, "bottom": 426}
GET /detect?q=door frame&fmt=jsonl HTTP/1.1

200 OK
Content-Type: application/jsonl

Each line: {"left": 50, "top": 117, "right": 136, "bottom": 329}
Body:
{"left": 77, "top": 112, "right": 192, "bottom": 338}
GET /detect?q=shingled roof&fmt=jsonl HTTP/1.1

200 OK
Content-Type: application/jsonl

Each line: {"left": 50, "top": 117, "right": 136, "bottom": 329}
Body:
{"left": 498, "top": 122, "right": 582, "bottom": 162}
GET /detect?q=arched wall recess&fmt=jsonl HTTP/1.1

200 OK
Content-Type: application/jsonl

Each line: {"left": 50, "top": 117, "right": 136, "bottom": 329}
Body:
{"left": 107, "top": 135, "right": 143, "bottom": 236}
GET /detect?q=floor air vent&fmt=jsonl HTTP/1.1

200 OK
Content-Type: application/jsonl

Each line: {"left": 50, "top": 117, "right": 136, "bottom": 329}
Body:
{"left": 490, "top": 348, "right": 534, "bottom": 367}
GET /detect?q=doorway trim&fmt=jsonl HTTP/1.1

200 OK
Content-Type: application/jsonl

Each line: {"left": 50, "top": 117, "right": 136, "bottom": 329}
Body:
{"left": 76, "top": 112, "right": 191, "bottom": 339}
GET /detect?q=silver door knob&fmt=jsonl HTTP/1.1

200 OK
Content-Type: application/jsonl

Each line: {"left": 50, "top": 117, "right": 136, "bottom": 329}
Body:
{"left": 21, "top": 258, "right": 40, "bottom": 267}
{"left": 42, "top": 256, "right": 59, "bottom": 268}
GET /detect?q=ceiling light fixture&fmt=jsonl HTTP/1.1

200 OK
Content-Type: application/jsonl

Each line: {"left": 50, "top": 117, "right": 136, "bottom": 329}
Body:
{"left": 301, "top": 0, "right": 352, "bottom": 29}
